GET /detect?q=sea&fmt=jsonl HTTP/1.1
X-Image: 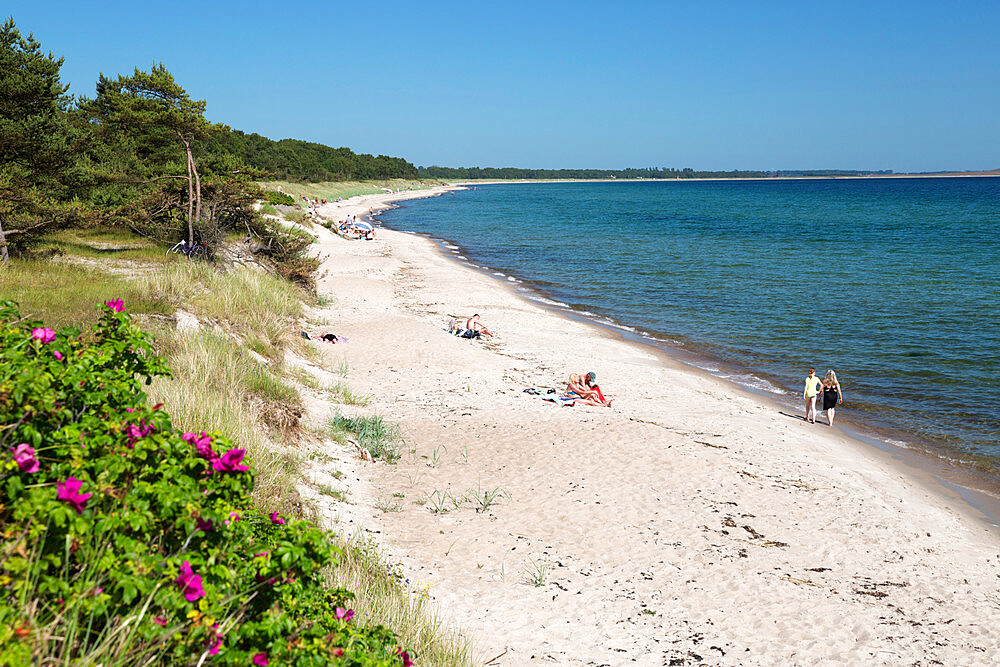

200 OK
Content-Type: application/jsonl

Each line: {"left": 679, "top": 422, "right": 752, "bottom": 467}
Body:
{"left": 377, "top": 177, "right": 1000, "bottom": 479}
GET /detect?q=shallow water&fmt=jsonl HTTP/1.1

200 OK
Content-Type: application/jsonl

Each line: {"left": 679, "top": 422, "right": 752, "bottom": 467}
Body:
{"left": 379, "top": 178, "right": 1000, "bottom": 467}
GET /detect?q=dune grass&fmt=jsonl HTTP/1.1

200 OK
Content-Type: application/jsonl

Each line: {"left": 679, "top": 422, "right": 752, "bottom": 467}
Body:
{"left": 0, "top": 260, "right": 173, "bottom": 329}
{"left": 328, "top": 413, "right": 403, "bottom": 463}
{"left": 39, "top": 227, "right": 171, "bottom": 263}
{"left": 261, "top": 178, "right": 445, "bottom": 202}
{"left": 133, "top": 263, "right": 306, "bottom": 359}
{"left": 329, "top": 537, "right": 477, "bottom": 667}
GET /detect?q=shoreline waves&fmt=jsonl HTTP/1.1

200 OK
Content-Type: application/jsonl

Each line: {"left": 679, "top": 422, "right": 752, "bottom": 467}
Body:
{"left": 310, "top": 186, "right": 1000, "bottom": 664}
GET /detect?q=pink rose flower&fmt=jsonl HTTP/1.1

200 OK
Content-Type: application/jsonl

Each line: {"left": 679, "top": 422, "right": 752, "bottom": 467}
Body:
{"left": 124, "top": 419, "right": 156, "bottom": 448}
{"left": 269, "top": 511, "right": 285, "bottom": 525}
{"left": 32, "top": 327, "right": 56, "bottom": 344}
{"left": 395, "top": 647, "right": 414, "bottom": 667}
{"left": 176, "top": 561, "right": 205, "bottom": 602}
{"left": 212, "top": 448, "right": 249, "bottom": 473}
{"left": 104, "top": 299, "right": 125, "bottom": 312}
{"left": 57, "top": 477, "right": 91, "bottom": 514}
{"left": 53, "top": 350, "right": 64, "bottom": 361}
{"left": 335, "top": 607, "right": 355, "bottom": 622}
{"left": 153, "top": 615, "right": 168, "bottom": 626}
{"left": 183, "top": 431, "right": 217, "bottom": 461}
{"left": 252, "top": 653, "right": 269, "bottom": 666}
{"left": 12, "top": 444, "right": 39, "bottom": 474}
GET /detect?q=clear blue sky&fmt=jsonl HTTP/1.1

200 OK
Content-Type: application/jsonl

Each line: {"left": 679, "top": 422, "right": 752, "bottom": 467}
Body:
{"left": 8, "top": 0, "right": 999, "bottom": 171}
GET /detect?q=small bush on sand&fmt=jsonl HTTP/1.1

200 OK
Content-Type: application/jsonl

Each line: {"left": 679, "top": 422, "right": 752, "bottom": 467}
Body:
{"left": 262, "top": 190, "right": 295, "bottom": 206}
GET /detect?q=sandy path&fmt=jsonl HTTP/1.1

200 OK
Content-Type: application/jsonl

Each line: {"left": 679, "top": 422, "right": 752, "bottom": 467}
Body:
{"left": 301, "top": 188, "right": 1000, "bottom": 666}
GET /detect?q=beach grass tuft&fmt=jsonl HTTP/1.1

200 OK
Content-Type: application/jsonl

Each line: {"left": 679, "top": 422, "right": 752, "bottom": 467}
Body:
{"left": 522, "top": 559, "right": 550, "bottom": 587}
{"left": 327, "top": 413, "right": 403, "bottom": 463}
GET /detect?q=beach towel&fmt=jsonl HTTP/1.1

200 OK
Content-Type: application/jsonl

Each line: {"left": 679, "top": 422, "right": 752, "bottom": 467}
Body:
{"left": 542, "top": 396, "right": 576, "bottom": 407}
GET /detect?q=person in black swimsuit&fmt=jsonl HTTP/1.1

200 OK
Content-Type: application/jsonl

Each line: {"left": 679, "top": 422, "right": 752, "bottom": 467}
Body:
{"left": 821, "top": 369, "right": 843, "bottom": 427}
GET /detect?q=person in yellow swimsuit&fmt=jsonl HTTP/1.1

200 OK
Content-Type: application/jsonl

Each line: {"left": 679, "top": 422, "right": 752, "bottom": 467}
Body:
{"left": 803, "top": 367, "right": 823, "bottom": 424}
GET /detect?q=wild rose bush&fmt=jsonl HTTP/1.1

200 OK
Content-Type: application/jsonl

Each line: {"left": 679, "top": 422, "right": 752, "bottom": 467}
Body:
{"left": 0, "top": 301, "right": 412, "bottom": 665}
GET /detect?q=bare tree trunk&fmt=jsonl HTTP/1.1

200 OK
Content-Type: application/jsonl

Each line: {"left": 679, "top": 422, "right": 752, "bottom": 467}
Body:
{"left": 0, "top": 217, "right": 8, "bottom": 264}
{"left": 179, "top": 132, "right": 194, "bottom": 246}
{"left": 191, "top": 152, "right": 203, "bottom": 227}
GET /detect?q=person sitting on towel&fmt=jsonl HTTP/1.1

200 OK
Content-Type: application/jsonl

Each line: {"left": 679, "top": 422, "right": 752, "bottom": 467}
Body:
{"left": 566, "top": 372, "right": 612, "bottom": 406}
{"left": 464, "top": 314, "right": 494, "bottom": 338}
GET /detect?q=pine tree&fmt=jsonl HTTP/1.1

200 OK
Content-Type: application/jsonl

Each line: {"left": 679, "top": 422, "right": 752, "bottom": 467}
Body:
{"left": 0, "top": 17, "right": 84, "bottom": 262}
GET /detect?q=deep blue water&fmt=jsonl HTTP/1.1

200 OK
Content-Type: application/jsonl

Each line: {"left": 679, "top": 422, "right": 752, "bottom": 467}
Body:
{"left": 379, "top": 178, "right": 1000, "bottom": 465}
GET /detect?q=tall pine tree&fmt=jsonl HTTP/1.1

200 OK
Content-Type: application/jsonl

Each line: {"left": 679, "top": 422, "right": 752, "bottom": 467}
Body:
{"left": 0, "top": 17, "right": 84, "bottom": 262}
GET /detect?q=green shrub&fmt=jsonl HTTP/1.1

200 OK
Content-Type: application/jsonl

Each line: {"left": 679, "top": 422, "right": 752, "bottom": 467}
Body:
{"left": 262, "top": 191, "right": 295, "bottom": 206}
{"left": 0, "top": 301, "right": 414, "bottom": 666}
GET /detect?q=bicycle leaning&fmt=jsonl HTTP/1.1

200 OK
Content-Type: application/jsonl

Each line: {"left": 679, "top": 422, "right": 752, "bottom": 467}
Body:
{"left": 166, "top": 239, "right": 207, "bottom": 260}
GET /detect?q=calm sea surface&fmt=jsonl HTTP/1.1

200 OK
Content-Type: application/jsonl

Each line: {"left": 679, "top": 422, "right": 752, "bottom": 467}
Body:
{"left": 378, "top": 178, "right": 1000, "bottom": 468}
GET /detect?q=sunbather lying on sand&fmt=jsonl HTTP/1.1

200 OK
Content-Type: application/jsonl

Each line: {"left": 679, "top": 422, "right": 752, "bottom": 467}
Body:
{"left": 566, "top": 372, "right": 612, "bottom": 406}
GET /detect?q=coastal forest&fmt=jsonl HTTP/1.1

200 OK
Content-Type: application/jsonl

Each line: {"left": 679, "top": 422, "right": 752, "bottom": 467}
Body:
{"left": 0, "top": 16, "right": 418, "bottom": 263}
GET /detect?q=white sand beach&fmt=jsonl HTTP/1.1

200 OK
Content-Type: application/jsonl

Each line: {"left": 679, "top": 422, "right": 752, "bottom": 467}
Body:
{"left": 299, "top": 187, "right": 1000, "bottom": 666}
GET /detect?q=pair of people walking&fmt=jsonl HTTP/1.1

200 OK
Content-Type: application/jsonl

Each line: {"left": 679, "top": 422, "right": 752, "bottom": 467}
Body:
{"left": 804, "top": 368, "right": 843, "bottom": 426}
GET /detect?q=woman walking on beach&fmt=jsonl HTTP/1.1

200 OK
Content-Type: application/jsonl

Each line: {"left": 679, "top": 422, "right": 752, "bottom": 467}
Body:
{"left": 821, "top": 370, "right": 843, "bottom": 427}
{"left": 803, "top": 368, "right": 823, "bottom": 424}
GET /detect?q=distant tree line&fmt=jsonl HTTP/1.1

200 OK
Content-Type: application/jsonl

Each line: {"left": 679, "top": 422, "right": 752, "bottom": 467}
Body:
{"left": 200, "top": 131, "right": 418, "bottom": 182}
{"left": 417, "top": 166, "right": 895, "bottom": 180}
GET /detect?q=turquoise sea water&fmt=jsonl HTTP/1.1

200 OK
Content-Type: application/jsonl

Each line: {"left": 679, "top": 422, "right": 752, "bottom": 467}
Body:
{"left": 378, "top": 178, "right": 1000, "bottom": 469}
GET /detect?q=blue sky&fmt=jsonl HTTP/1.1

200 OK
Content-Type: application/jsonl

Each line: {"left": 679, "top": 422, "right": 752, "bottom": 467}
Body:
{"left": 8, "top": 1, "right": 999, "bottom": 171}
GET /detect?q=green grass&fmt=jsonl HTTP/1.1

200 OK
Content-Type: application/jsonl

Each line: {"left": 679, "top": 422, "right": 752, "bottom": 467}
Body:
{"left": 0, "top": 260, "right": 173, "bottom": 329}
{"left": 318, "top": 485, "right": 348, "bottom": 502}
{"left": 283, "top": 209, "right": 309, "bottom": 224}
{"left": 260, "top": 179, "right": 447, "bottom": 202}
{"left": 39, "top": 228, "right": 171, "bottom": 264}
{"left": 5, "top": 230, "right": 478, "bottom": 664}
{"left": 327, "top": 413, "right": 402, "bottom": 463}
{"left": 329, "top": 382, "right": 370, "bottom": 406}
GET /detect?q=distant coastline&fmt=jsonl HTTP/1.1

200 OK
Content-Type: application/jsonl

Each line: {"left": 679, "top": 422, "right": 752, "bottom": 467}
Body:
{"left": 452, "top": 171, "right": 1000, "bottom": 185}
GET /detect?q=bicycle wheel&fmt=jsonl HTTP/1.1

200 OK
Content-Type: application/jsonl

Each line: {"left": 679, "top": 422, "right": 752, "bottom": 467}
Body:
{"left": 188, "top": 244, "right": 206, "bottom": 261}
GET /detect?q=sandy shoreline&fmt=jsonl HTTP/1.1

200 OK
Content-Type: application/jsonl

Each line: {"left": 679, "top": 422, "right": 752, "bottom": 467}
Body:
{"left": 302, "top": 187, "right": 1000, "bottom": 665}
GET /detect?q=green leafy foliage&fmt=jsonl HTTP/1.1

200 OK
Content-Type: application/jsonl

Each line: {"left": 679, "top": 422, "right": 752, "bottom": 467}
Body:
{"left": 0, "top": 301, "right": 413, "bottom": 666}
{"left": 262, "top": 190, "right": 295, "bottom": 206}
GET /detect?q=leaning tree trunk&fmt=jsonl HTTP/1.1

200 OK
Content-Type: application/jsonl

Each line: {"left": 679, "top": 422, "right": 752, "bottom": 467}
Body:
{"left": 0, "top": 217, "right": 8, "bottom": 264}
{"left": 191, "top": 152, "right": 203, "bottom": 228}
{"left": 179, "top": 133, "right": 195, "bottom": 246}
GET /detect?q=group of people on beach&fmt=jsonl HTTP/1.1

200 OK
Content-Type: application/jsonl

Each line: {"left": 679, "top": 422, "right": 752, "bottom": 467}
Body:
{"left": 804, "top": 368, "right": 843, "bottom": 426}
{"left": 337, "top": 214, "right": 376, "bottom": 240}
